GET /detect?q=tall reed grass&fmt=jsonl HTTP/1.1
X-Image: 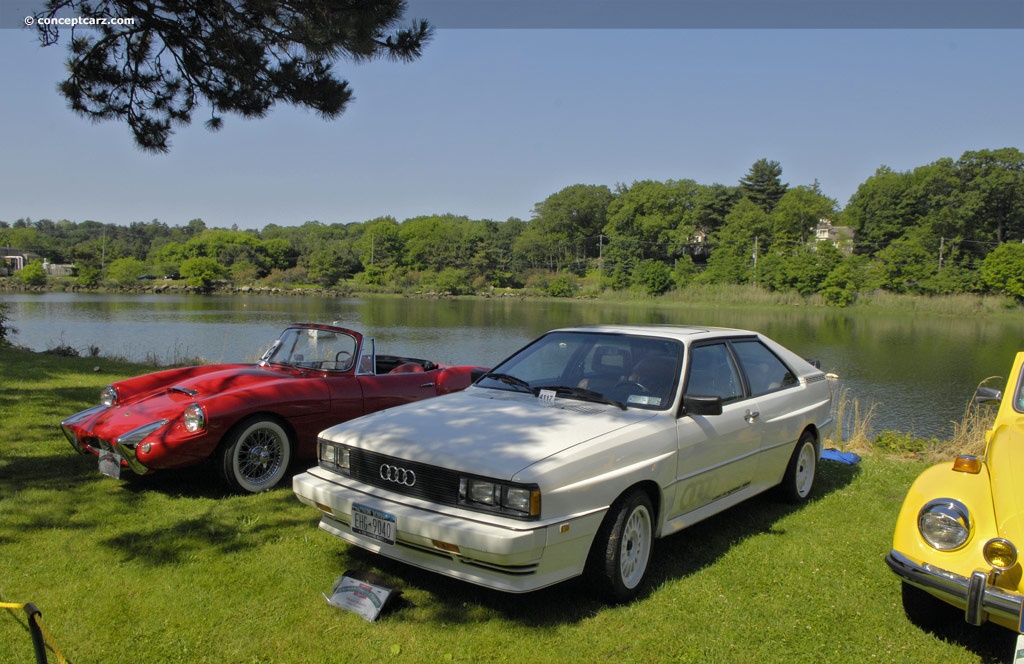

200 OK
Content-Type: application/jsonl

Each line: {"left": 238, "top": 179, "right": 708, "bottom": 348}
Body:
{"left": 833, "top": 381, "right": 997, "bottom": 462}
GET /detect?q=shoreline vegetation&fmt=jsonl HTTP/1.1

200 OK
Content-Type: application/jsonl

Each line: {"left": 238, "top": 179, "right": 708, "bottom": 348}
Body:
{"left": 2, "top": 275, "right": 1022, "bottom": 317}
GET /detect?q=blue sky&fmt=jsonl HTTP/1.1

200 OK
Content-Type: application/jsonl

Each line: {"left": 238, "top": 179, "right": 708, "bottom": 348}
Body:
{"left": 1, "top": 10, "right": 1022, "bottom": 230}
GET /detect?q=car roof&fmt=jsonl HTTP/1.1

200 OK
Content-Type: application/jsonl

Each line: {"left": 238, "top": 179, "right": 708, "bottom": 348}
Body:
{"left": 552, "top": 324, "right": 758, "bottom": 342}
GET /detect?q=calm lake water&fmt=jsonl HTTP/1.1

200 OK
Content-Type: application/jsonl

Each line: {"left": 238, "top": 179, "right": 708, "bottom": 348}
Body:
{"left": 5, "top": 291, "right": 1024, "bottom": 439}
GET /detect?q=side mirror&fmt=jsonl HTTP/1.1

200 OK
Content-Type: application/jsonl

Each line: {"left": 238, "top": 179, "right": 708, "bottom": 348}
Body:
{"left": 683, "top": 394, "right": 723, "bottom": 416}
{"left": 974, "top": 386, "right": 1002, "bottom": 406}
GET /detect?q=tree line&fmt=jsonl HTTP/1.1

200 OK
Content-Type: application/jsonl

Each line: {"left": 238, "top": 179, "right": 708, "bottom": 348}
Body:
{"left": 3, "top": 150, "right": 1024, "bottom": 306}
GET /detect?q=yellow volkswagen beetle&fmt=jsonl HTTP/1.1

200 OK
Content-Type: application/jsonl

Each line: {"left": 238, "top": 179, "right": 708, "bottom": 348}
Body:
{"left": 886, "top": 351, "right": 1024, "bottom": 633}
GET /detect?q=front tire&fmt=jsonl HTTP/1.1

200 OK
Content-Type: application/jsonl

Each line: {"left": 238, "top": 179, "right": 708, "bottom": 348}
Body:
{"left": 778, "top": 431, "right": 818, "bottom": 503}
{"left": 587, "top": 489, "right": 654, "bottom": 603}
{"left": 218, "top": 416, "right": 292, "bottom": 493}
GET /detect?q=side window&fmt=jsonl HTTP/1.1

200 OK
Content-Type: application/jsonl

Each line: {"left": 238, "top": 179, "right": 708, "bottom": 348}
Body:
{"left": 686, "top": 343, "right": 743, "bottom": 401}
{"left": 731, "top": 339, "right": 797, "bottom": 396}
{"left": 356, "top": 338, "right": 376, "bottom": 375}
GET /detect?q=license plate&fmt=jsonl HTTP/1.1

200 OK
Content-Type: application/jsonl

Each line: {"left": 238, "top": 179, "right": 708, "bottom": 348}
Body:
{"left": 352, "top": 503, "right": 396, "bottom": 545}
{"left": 98, "top": 450, "right": 122, "bottom": 479}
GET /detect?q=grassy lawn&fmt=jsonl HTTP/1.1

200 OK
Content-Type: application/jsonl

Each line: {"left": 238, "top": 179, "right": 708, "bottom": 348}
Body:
{"left": 0, "top": 347, "right": 1016, "bottom": 663}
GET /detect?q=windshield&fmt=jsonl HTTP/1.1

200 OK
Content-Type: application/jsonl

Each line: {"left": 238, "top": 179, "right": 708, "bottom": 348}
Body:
{"left": 478, "top": 331, "right": 683, "bottom": 410}
{"left": 262, "top": 327, "right": 358, "bottom": 372}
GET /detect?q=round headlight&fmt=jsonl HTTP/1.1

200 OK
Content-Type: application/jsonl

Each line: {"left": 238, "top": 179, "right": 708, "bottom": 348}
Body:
{"left": 100, "top": 385, "right": 118, "bottom": 406}
{"left": 183, "top": 404, "right": 206, "bottom": 433}
{"left": 984, "top": 538, "right": 1018, "bottom": 571}
{"left": 918, "top": 499, "right": 971, "bottom": 551}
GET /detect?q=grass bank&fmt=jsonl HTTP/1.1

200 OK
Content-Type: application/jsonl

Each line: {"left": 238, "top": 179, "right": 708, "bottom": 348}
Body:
{"left": 0, "top": 347, "right": 1013, "bottom": 663}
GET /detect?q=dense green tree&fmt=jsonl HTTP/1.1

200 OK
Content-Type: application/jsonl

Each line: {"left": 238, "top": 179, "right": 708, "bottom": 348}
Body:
{"left": 603, "top": 180, "right": 704, "bottom": 283}
{"left": 819, "top": 261, "right": 862, "bottom": 307}
{"left": 980, "top": 242, "right": 1024, "bottom": 299}
{"left": 701, "top": 199, "right": 771, "bottom": 285}
{"left": 843, "top": 166, "right": 917, "bottom": 253}
{"left": 17, "top": 260, "right": 47, "bottom": 287}
{"left": 691, "top": 183, "right": 742, "bottom": 236}
{"left": 870, "top": 235, "right": 936, "bottom": 294}
{"left": 955, "top": 148, "right": 1024, "bottom": 246}
{"left": 739, "top": 159, "right": 788, "bottom": 212}
{"left": 35, "top": 1, "right": 432, "bottom": 151}
{"left": 355, "top": 217, "right": 403, "bottom": 269}
{"left": 306, "top": 245, "right": 348, "bottom": 287}
{"left": 180, "top": 256, "right": 226, "bottom": 290}
{"left": 771, "top": 186, "right": 837, "bottom": 245}
{"left": 634, "top": 259, "right": 673, "bottom": 296}
{"left": 106, "top": 257, "right": 148, "bottom": 285}
{"left": 0, "top": 302, "right": 12, "bottom": 347}
{"left": 516, "top": 184, "right": 613, "bottom": 273}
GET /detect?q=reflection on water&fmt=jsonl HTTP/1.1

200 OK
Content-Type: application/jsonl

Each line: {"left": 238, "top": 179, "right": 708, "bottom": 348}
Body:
{"left": 5, "top": 292, "right": 1023, "bottom": 438}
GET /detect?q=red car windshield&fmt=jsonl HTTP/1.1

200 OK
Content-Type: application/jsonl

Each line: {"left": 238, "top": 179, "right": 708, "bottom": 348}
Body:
{"left": 262, "top": 328, "right": 359, "bottom": 372}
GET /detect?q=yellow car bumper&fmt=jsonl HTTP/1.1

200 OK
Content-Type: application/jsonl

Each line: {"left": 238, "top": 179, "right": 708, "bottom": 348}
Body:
{"left": 886, "top": 549, "right": 1023, "bottom": 631}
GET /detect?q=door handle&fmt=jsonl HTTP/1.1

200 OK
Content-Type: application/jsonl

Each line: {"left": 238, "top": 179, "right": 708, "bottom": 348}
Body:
{"left": 419, "top": 382, "right": 436, "bottom": 388}
{"left": 744, "top": 410, "right": 760, "bottom": 423}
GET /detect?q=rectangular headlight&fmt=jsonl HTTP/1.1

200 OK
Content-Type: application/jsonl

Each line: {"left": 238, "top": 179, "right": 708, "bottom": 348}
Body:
{"left": 459, "top": 477, "right": 540, "bottom": 518}
{"left": 318, "top": 439, "right": 350, "bottom": 473}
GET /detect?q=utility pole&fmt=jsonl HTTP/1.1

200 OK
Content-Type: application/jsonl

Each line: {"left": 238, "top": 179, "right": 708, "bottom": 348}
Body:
{"left": 753, "top": 236, "right": 759, "bottom": 286}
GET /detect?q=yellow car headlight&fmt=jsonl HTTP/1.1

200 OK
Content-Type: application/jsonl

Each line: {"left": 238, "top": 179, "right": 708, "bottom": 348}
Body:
{"left": 918, "top": 499, "right": 971, "bottom": 551}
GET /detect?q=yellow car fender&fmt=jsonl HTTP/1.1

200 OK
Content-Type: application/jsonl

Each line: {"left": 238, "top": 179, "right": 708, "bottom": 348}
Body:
{"left": 891, "top": 460, "right": 999, "bottom": 575}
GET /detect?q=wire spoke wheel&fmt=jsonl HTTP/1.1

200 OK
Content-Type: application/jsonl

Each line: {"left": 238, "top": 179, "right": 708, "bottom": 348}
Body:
{"left": 220, "top": 417, "right": 292, "bottom": 493}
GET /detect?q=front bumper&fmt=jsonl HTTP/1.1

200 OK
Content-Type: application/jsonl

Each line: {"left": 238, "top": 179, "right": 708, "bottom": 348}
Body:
{"left": 60, "top": 406, "right": 164, "bottom": 476}
{"left": 886, "top": 549, "right": 1024, "bottom": 630}
{"left": 293, "top": 468, "right": 604, "bottom": 593}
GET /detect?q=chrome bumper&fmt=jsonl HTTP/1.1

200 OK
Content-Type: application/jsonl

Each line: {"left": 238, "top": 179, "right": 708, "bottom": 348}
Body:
{"left": 59, "top": 406, "right": 159, "bottom": 476}
{"left": 886, "top": 549, "right": 1023, "bottom": 629}
{"left": 60, "top": 405, "right": 108, "bottom": 454}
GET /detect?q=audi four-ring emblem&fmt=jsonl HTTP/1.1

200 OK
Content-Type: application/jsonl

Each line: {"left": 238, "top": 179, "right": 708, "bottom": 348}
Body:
{"left": 380, "top": 464, "right": 416, "bottom": 486}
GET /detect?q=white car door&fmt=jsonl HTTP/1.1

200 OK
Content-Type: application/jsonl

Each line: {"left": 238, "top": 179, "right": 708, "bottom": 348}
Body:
{"left": 668, "top": 342, "right": 762, "bottom": 525}
{"left": 729, "top": 338, "right": 812, "bottom": 491}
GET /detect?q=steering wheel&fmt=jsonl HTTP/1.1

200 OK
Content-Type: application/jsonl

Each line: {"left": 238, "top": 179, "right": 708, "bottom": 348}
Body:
{"left": 334, "top": 351, "right": 352, "bottom": 369}
{"left": 615, "top": 380, "right": 650, "bottom": 395}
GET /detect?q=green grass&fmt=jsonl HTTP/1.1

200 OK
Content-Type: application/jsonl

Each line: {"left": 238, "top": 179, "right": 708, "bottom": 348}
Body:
{"left": 0, "top": 347, "right": 1016, "bottom": 663}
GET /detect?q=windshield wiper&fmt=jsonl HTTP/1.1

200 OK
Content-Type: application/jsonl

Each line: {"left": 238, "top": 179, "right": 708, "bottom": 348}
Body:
{"left": 480, "top": 372, "right": 533, "bottom": 393}
{"left": 534, "top": 385, "right": 626, "bottom": 410}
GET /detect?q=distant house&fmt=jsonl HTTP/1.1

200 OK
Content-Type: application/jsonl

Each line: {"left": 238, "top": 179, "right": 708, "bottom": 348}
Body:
{"left": 1, "top": 248, "right": 32, "bottom": 276}
{"left": 0, "top": 249, "right": 75, "bottom": 277}
{"left": 814, "top": 219, "right": 855, "bottom": 255}
{"left": 43, "top": 259, "right": 76, "bottom": 277}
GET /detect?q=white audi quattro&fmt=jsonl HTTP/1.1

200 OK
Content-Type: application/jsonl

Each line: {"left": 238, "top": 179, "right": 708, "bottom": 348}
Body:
{"left": 293, "top": 325, "right": 835, "bottom": 602}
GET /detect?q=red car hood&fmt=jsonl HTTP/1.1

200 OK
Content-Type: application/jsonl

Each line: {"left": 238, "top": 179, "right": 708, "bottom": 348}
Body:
{"left": 90, "top": 364, "right": 317, "bottom": 435}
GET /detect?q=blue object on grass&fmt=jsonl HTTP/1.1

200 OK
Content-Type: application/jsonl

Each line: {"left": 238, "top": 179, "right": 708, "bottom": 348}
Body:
{"left": 821, "top": 448, "right": 861, "bottom": 465}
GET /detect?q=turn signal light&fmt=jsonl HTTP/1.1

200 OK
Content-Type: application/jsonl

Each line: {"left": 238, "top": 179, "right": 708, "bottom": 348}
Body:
{"left": 952, "top": 455, "right": 982, "bottom": 474}
{"left": 432, "top": 540, "right": 461, "bottom": 554}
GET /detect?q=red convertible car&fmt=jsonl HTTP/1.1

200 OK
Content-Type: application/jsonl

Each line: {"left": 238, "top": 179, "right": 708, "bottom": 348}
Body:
{"left": 61, "top": 323, "right": 487, "bottom": 493}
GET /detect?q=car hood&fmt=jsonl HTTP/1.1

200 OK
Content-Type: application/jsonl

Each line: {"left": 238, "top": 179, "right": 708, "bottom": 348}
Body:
{"left": 94, "top": 365, "right": 306, "bottom": 430}
{"left": 321, "top": 387, "right": 658, "bottom": 480}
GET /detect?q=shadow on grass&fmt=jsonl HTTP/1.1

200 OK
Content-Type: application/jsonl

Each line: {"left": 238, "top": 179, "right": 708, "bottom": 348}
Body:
{"left": 328, "top": 459, "right": 862, "bottom": 627}
{"left": 0, "top": 450, "right": 316, "bottom": 566}
{"left": 900, "top": 598, "right": 1018, "bottom": 664}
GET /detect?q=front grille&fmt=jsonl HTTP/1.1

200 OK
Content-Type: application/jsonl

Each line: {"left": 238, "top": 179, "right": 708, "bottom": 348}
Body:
{"left": 349, "top": 448, "right": 462, "bottom": 507}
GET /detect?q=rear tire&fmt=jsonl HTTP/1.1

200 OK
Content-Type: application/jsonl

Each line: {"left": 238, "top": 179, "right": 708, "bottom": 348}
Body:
{"left": 586, "top": 489, "right": 654, "bottom": 603}
{"left": 218, "top": 416, "right": 292, "bottom": 493}
{"left": 778, "top": 431, "right": 817, "bottom": 503}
